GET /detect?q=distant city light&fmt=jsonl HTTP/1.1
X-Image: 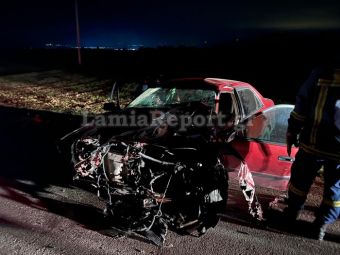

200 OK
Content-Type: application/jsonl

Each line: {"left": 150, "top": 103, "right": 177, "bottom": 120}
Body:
{"left": 44, "top": 43, "right": 144, "bottom": 51}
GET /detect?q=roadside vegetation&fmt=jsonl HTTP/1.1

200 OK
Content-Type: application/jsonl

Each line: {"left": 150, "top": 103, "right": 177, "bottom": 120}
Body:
{"left": 0, "top": 70, "right": 137, "bottom": 114}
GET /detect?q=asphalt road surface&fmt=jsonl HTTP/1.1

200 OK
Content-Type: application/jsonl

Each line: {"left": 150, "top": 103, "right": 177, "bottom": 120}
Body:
{"left": 0, "top": 106, "right": 339, "bottom": 255}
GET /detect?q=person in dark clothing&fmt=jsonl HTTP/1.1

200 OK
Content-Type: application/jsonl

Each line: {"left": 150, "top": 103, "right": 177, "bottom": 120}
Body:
{"left": 285, "top": 65, "right": 340, "bottom": 240}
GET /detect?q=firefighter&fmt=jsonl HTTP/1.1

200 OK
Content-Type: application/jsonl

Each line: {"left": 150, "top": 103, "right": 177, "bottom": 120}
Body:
{"left": 285, "top": 65, "right": 340, "bottom": 241}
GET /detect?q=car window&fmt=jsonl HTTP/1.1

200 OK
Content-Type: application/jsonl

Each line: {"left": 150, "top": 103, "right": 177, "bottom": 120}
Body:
{"left": 242, "top": 105, "right": 294, "bottom": 144}
{"left": 237, "top": 88, "right": 261, "bottom": 117}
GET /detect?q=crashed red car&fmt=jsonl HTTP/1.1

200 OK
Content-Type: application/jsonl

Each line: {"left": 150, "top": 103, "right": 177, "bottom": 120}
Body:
{"left": 60, "top": 77, "right": 298, "bottom": 245}
{"left": 125, "top": 78, "right": 297, "bottom": 190}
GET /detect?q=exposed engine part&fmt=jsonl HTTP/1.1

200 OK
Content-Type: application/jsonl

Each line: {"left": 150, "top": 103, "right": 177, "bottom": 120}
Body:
{"left": 71, "top": 137, "right": 227, "bottom": 245}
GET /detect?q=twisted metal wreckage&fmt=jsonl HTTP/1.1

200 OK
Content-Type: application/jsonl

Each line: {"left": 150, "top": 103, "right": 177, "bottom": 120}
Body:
{"left": 69, "top": 104, "right": 264, "bottom": 246}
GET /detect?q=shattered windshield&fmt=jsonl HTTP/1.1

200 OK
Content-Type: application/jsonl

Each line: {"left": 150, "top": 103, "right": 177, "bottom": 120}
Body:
{"left": 127, "top": 87, "right": 216, "bottom": 108}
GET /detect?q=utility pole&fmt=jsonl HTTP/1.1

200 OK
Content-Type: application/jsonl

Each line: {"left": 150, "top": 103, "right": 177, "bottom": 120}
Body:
{"left": 75, "top": 0, "right": 82, "bottom": 65}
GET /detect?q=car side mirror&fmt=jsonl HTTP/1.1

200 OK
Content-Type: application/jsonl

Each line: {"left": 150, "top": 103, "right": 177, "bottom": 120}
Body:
{"left": 103, "top": 102, "right": 120, "bottom": 111}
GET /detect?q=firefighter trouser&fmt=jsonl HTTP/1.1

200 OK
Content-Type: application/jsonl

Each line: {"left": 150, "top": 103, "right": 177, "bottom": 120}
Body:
{"left": 288, "top": 149, "right": 340, "bottom": 224}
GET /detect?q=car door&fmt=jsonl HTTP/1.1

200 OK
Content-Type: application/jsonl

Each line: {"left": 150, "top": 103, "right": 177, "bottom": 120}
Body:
{"left": 224, "top": 104, "right": 298, "bottom": 191}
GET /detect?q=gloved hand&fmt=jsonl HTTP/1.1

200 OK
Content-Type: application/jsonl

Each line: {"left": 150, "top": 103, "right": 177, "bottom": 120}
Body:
{"left": 286, "top": 131, "right": 299, "bottom": 156}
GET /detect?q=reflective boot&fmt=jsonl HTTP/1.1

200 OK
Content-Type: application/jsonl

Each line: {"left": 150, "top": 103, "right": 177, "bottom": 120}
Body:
{"left": 312, "top": 222, "right": 328, "bottom": 241}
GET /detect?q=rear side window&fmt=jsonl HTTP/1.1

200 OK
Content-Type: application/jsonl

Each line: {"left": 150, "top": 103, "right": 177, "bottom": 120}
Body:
{"left": 258, "top": 106, "right": 293, "bottom": 143}
{"left": 237, "top": 88, "right": 261, "bottom": 117}
{"left": 242, "top": 105, "right": 293, "bottom": 144}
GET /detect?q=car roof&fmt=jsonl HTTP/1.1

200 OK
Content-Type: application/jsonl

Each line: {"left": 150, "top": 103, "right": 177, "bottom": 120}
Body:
{"left": 168, "top": 78, "right": 252, "bottom": 92}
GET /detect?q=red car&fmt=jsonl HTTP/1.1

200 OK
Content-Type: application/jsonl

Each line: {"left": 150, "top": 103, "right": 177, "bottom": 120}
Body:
{"left": 127, "top": 78, "right": 298, "bottom": 191}
{"left": 61, "top": 77, "right": 298, "bottom": 242}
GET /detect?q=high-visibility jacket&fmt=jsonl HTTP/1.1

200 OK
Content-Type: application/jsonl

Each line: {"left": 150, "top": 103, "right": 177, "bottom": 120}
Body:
{"left": 288, "top": 66, "right": 340, "bottom": 162}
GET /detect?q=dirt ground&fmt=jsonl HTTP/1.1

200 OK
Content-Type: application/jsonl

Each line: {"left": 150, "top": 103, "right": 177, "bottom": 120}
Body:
{"left": 0, "top": 70, "right": 136, "bottom": 114}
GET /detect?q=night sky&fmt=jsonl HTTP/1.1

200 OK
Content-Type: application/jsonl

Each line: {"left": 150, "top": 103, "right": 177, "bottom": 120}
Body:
{"left": 1, "top": 0, "right": 340, "bottom": 48}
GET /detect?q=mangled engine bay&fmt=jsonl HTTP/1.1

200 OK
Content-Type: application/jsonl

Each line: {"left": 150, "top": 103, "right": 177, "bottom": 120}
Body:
{"left": 70, "top": 103, "right": 261, "bottom": 245}
{"left": 73, "top": 137, "right": 227, "bottom": 244}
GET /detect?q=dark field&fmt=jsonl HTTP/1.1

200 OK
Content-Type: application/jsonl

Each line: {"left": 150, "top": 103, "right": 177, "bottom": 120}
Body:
{"left": 1, "top": 30, "right": 340, "bottom": 113}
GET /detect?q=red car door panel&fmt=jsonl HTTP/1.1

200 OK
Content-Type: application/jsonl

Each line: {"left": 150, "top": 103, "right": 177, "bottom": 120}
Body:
{"left": 225, "top": 105, "right": 298, "bottom": 191}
